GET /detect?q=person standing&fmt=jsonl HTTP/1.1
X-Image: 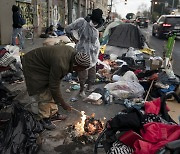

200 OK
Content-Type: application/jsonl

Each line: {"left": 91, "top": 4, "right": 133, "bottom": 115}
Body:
{"left": 65, "top": 8, "right": 104, "bottom": 97}
{"left": 12, "top": 5, "right": 26, "bottom": 49}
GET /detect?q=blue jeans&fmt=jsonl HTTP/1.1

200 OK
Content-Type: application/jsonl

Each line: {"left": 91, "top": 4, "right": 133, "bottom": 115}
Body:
{"left": 12, "top": 28, "right": 24, "bottom": 49}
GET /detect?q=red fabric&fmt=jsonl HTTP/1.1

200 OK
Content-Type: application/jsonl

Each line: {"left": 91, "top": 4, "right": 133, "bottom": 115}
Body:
{"left": 0, "top": 49, "right": 8, "bottom": 57}
{"left": 149, "top": 73, "right": 158, "bottom": 81}
{"left": 133, "top": 122, "right": 180, "bottom": 154}
{"left": 134, "top": 69, "right": 143, "bottom": 75}
{"left": 145, "top": 98, "right": 170, "bottom": 115}
{"left": 119, "top": 130, "right": 142, "bottom": 148}
{"left": 98, "top": 53, "right": 104, "bottom": 61}
{"left": 0, "top": 66, "right": 11, "bottom": 72}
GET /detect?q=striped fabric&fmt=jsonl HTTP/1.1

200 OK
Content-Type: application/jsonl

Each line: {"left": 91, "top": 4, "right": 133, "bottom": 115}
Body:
{"left": 75, "top": 52, "right": 90, "bottom": 67}
{"left": 107, "top": 141, "right": 133, "bottom": 154}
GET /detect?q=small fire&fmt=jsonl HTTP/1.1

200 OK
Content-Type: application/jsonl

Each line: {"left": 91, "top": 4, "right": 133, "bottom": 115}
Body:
{"left": 74, "top": 111, "right": 103, "bottom": 136}
{"left": 74, "top": 111, "right": 87, "bottom": 136}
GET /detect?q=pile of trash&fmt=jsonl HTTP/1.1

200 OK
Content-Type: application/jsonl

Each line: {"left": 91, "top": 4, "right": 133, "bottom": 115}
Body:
{"left": 0, "top": 82, "right": 44, "bottom": 154}
{"left": 0, "top": 45, "right": 23, "bottom": 83}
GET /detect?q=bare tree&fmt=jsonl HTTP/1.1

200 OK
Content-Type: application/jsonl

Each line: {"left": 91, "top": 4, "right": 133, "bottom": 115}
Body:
{"left": 137, "top": 3, "right": 151, "bottom": 18}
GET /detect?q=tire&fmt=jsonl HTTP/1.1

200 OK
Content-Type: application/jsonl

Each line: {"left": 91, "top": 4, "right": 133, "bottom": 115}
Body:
{"left": 152, "top": 28, "right": 156, "bottom": 36}
{"left": 157, "top": 31, "right": 164, "bottom": 39}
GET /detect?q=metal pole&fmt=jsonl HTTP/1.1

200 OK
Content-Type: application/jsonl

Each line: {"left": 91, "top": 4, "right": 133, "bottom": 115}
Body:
{"left": 172, "top": 0, "right": 175, "bottom": 9}
{"left": 67, "top": 0, "right": 73, "bottom": 24}
{"left": 151, "top": 1, "right": 154, "bottom": 22}
{"left": 110, "top": 0, "right": 113, "bottom": 12}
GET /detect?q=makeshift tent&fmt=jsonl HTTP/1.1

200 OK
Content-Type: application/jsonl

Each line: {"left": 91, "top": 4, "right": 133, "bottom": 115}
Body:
{"left": 107, "top": 24, "right": 145, "bottom": 49}
{"left": 101, "top": 20, "right": 122, "bottom": 45}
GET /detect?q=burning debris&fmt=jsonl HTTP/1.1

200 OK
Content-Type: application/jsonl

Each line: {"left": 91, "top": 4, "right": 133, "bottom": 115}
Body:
{"left": 66, "top": 112, "right": 104, "bottom": 144}
{"left": 84, "top": 116, "right": 103, "bottom": 135}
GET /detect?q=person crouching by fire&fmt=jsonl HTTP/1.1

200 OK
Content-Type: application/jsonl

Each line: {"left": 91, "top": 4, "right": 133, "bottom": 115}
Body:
{"left": 22, "top": 45, "right": 90, "bottom": 130}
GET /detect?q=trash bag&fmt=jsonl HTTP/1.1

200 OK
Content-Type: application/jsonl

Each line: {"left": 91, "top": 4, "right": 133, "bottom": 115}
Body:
{"left": 0, "top": 101, "right": 44, "bottom": 154}
{"left": 105, "top": 80, "right": 144, "bottom": 99}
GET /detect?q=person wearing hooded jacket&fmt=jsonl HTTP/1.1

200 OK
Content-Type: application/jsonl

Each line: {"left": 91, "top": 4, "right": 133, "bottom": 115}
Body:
{"left": 12, "top": 5, "right": 25, "bottom": 49}
{"left": 65, "top": 8, "right": 104, "bottom": 97}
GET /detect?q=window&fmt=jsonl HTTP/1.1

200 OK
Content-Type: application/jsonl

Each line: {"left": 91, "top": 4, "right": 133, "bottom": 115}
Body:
{"left": 166, "top": 17, "right": 180, "bottom": 24}
{"left": 158, "top": 16, "right": 165, "bottom": 23}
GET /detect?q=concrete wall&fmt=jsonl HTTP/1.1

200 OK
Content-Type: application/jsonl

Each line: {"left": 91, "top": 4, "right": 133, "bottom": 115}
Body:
{"left": 0, "top": 0, "right": 15, "bottom": 44}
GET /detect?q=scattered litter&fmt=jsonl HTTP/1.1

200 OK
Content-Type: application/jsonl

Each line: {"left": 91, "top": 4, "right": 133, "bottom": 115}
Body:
{"left": 69, "top": 81, "right": 78, "bottom": 85}
{"left": 71, "top": 84, "right": 80, "bottom": 90}
{"left": 70, "top": 97, "right": 78, "bottom": 102}
{"left": 83, "top": 93, "right": 103, "bottom": 105}
{"left": 66, "top": 89, "right": 71, "bottom": 93}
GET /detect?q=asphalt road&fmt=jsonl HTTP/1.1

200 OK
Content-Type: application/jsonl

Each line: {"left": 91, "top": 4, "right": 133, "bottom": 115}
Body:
{"left": 140, "top": 25, "right": 180, "bottom": 76}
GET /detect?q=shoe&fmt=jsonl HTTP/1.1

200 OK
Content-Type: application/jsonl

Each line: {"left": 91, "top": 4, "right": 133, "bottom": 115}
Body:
{"left": 86, "top": 84, "right": 94, "bottom": 92}
{"left": 51, "top": 114, "right": 67, "bottom": 122}
{"left": 40, "top": 118, "right": 56, "bottom": 130}
{"left": 79, "top": 91, "right": 86, "bottom": 98}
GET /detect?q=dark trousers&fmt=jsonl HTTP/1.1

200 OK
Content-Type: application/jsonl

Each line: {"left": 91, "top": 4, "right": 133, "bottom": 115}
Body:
{"left": 78, "top": 66, "right": 96, "bottom": 91}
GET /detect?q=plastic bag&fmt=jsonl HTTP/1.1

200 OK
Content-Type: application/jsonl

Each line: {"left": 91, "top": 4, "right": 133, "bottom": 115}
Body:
{"left": 0, "top": 101, "right": 44, "bottom": 154}
{"left": 97, "top": 59, "right": 111, "bottom": 72}
{"left": 104, "top": 80, "right": 144, "bottom": 99}
{"left": 126, "top": 47, "right": 143, "bottom": 61}
{"left": 123, "top": 71, "right": 139, "bottom": 82}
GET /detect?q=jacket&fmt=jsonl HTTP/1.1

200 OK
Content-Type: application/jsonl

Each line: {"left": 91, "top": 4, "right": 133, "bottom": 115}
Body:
{"left": 65, "top": 18, "right": 100, "bottom": 67}
{"left": 22, "top": 45, "right": 76, "bottom": 105}
{"left": 12, "top": 11, "right": 25, "bottom": 28}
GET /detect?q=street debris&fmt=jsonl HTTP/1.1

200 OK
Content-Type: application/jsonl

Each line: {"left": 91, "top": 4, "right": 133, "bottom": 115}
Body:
{"left": 66, "top": 112, "right": 104, "bottom": 144}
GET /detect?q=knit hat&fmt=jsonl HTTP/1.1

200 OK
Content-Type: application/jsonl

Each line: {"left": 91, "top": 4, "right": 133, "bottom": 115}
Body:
{"left": 90, "top": 8, "right": 104, "bottom": 26}
{"left": 75, "top": 52, "right": 90, "bottom": 67}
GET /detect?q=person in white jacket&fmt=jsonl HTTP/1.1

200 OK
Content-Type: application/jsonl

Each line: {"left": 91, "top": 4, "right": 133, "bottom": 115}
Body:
{"left": 65, "top": 8, "right": 104, "bottom": 97}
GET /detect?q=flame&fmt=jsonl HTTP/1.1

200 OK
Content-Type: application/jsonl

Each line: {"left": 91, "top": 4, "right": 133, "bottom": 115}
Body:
{"left": 74, "top": 111, "right": 87, "bottom": 136}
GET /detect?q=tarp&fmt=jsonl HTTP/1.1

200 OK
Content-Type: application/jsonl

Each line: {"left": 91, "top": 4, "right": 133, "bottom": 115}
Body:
{"left": 107, "top": 24, "right": 145, "bottom": 49}
{"left": 101, "top": 20, "right": 122, "bottom": 45}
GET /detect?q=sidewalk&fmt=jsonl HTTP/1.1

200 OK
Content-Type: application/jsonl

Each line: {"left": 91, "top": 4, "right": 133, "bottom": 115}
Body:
{"left": 23, "top": 37, "right": 45, "bottom": 52}
{"left": 5, "top": 37, "right": 123, "bottom": 154}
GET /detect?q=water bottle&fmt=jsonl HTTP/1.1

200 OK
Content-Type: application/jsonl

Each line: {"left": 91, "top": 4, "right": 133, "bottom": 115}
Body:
{"left": 104, "top": 88, "right": 110, "bottom": 105}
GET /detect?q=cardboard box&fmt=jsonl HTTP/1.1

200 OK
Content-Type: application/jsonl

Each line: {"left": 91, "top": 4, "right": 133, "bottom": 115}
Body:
{"left": 150, "top": 57, "right": 163, "bottom": 70}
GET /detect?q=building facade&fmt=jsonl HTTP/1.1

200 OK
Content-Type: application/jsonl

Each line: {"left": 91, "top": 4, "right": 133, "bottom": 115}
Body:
{"left": 0, "top": 0, "right": 108, "bottom": 45}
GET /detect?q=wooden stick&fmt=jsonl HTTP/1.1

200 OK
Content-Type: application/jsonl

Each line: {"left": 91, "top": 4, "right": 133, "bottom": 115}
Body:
{"left": 71, "top": 107, "right": 82, "bottom": 115}
{"left": 71, "top": 107, "right": 90, "bottom": 117}
{"left": 144, "top": 80, "right": 155, "bottom": 102}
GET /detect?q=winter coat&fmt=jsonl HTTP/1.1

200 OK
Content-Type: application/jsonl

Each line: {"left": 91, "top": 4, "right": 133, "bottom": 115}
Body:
{"left": 12, "top": 5, "right": 25, "bottom": 28}
{"left": 22, "top": 45, "right": 76, "bottom": 105}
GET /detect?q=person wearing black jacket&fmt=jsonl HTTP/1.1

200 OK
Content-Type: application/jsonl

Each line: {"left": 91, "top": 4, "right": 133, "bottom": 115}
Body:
{"left": 12, "top": 5, "right": 25, "bottom": 49}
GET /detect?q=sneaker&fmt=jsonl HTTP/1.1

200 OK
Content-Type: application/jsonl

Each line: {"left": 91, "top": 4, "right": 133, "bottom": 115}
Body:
{"left": 79, "top": 91, "right": 86, "bottom": 98}
{"left": 86, "top": 84, "right": 94, "bottom": 92}
{"left": 40, "top": 118, "right": 56, "bottom": 130}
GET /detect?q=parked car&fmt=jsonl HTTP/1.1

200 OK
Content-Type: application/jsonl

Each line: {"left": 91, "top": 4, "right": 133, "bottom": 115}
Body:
{"left": 152, "top": 15, "right": 180, "bottom": 38}
{"left": 135, "top": 17, "right": 149, "bottom": 28}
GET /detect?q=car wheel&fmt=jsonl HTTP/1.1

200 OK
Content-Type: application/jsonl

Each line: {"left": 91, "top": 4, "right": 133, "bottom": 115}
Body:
{"left": 152, "top": 28, "right": 156, "bottom": 36}
{"left": 157, "top": 31, "right": 164, "bottom": 39}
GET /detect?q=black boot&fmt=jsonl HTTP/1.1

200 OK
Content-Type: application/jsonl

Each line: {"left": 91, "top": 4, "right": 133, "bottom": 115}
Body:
{"left": 40, "top": 118, "right": 56, "bottom": 130}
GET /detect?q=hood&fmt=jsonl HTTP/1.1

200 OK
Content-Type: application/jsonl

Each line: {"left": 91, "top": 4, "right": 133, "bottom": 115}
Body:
{"left": 12, "top": 5, "right": 19, "bottom": 12}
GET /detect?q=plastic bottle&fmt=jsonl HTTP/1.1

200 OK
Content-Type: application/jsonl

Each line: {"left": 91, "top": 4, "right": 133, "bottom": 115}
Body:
{"left": 104, "top": 88, "right": 110, "bottom": 105}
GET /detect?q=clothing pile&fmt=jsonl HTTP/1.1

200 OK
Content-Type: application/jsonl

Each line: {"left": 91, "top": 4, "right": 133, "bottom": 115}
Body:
{"left": 96, "top": 94, "right": 180, "bottom": 154}
{"left": 0, "top": 45, "right": 22, "bottom": 83}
